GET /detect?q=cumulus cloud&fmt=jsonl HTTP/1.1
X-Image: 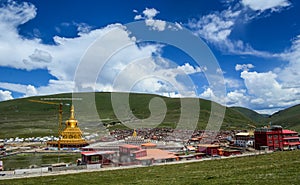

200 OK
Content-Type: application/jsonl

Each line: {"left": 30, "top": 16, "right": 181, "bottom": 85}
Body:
{"left": 0, "top": 89, "right": 13, "bottom": 101}
{"left": 225, "top": 89, "right": 249, "bottom": 107}
{"left": 0, "top": 1, "right": 201, "bottom": 100}
{"left": 143, "top": 8, "right": 159, "bottom": 19}
{"left": 187, "top": 1, "right": 287, "bottom": 58}
{"left": 185, "top": 0, "right": 300, "bottom": 114}
{"left": 188, "top": 9, "right": 238, "bottom": 44}
{"left": 232, "top": 34, "right": 300, "bottom": 114}
{"left": 176, "top": 63, "right": 202, "bottom": 74}
{"left": 241, "top": 0, "right": 291, "bottom": 12}
{"left": 235, "top": 64, "right": 254, "bottom": 71}
{"left": 0, "top": 0, "right": 36, "bottom": 27}
{"left": 277, "top": 35, "right": 300, "bottom": 88}
{"left": 133, "top": 7, "right": 166, "bottom": 31}
{"left": 239, "top": 70, "right": 300, "bottom": 113}
{"left": 29, "top": 49, "right": 52, "bottom": 63}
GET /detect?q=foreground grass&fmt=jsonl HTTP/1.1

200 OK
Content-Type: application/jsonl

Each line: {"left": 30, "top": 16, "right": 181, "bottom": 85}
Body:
{"left": 1, "top": 153, "right": 80, "bottom": 170}
{"left": 1, "top": 150, "right": 300, "bottom": 185}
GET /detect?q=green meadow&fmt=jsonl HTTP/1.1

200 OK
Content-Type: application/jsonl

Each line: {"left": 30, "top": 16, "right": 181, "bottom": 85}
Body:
{"left": 1, "top": 150, "right": 299, "bottom": 185}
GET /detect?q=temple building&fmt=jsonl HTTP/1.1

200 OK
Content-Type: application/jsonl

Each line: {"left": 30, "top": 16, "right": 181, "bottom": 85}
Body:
{"left": 47, "top": 105, "right": 88, "bottom": 148}
{"left": 254, "top": 125, "right": 300, "bottom": 150}
{"left": 124, "top": 129, "right": 146, "bottom": 146}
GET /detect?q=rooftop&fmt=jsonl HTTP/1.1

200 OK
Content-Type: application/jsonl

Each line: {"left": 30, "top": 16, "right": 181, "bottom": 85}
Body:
{"left": 282, "top": 130, "right": 298, "bottom": 134}
{"left": 120, "top": 144, "right": 140, "bottom": 149}
{"left": 136, "top": 149, "right": 177, "bottom": 160}
{"left": 197, "top": 144, "right": 220, "bottom": 148}
{"left": 81, "top": 151, "right": 115, "bottom": 156}
{"left": 236, "top": 132, "right": 251, "bottom": 136}
{"left": 141, "top": 142, "right": 157, "bottom": 147}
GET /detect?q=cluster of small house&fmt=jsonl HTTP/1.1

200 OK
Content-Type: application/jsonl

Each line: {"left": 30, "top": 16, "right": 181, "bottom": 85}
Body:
{"left": 80, "top": 142, "right": 229, "bottom": 167}
{"left": 79, "top": 125, "right": 300, "bottom": 167}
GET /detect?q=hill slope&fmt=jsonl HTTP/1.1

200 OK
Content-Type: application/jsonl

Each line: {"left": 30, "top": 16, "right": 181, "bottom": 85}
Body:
{"left": 269, "top": 104, "right": 300, "bottom": 131}
{"left": 0, "top": 92, "right": 257, "bottom": 138}
{"left": 230, "top": 106, "right": 268, "bottom": 125}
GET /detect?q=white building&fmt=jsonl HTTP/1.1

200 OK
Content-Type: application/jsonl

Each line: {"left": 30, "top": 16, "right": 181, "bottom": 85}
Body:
{"left": 235, "top": 132, "right": 254, "bottom": 147}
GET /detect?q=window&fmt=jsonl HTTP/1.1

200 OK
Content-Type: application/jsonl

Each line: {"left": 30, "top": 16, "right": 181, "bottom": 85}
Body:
{"left": 269, "top": 140, "right": 273, "bottom": 144}
{"left": 274, "top": 135, "right": 278, "bottom": 138}
{"left": 268, "top": 135, "right": 272, "bottom": 139}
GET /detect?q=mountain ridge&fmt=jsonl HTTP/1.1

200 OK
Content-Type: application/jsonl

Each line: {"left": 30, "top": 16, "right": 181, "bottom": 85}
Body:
{"left": 0, "top": 92, "right": 298, "bottom": 138}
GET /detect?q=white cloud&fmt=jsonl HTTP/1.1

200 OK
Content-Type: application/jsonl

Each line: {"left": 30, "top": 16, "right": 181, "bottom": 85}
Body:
{"left": 188, "top": 9, "right": 238, "bottom": 44}
{"left": 0, "top": 1, "right": 36, "bottom": 27}
{"left": 187, "top": 0, "right": 299, "bottom": 114}
{"left": 29, "top": 49, "right": 52, "bottom": 63}
{"left": 0, "top": 82, "right": 38, "bottom": 97}
{"left": 143, "top": 8, "right": 159, "bottom": 19}
{"left": 145, "top": 19, "right": 166, "bottom": 31}
{"left": 187, "top": 2, "right": 282, "bottom": 58}
{"left": 241, "top": 0, "right": 291, "bottom": 12}
{"left": 199, "top": 87, "right": 225, "bottom": 104}
{"left": 235, "top": 64, "right": 254, "bottom": 71}
{"left": 134, "top": 14, "right": 142, "bottom": 20}
{"left": 176, "top": 63, "right": 202, "bottom": 74}
{"left": 0, "top": 2, "right": 200, "bottom": 100}
{"left": 0, "top": 80, "right": 75, "bottom": 98}
{"left": 225, "top": 89, "right": 249, "bottom": 107}
{"left": 0, "top": 90, "right": 13, "bottom": 101}
{"left": 277, "top": 35, "right": 300, "bottom": 88}
{"left": 224, "top": 78, "right": 242, "bottom": 88}
{"left": 239, "top": 70, "right": 300, "bottom": 113}
{"left": 134, "top": 7, "right": 166, "bottom": 31}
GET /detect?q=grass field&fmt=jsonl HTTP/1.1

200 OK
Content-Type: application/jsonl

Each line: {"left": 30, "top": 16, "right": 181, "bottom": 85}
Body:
{"left": 0, "top": 92, "right": 260, "bottom": 138}
{"left": 1, "top": 153, "right": 81, "bottom": 170}
{"left": 1, "top": 150, "right": 299, "bottom": 185}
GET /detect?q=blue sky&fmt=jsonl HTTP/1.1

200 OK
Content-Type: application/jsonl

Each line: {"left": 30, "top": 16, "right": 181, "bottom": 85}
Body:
{"left": 0, "top": 0, "right": 300, "bottom": 114}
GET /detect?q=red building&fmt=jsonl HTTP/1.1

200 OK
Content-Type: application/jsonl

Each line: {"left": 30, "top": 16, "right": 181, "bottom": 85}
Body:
{"left": 282, "top": 130, "right": 300, "bottom": 150}
{"left": 81, "top": 151, "right": 116, "bottom": 165}
{"left": 197, "top": 144, "right": 220, "bottom": 156}
{"left": 254, "top": 125, "right": 300, "bottom": 150}
{"left": 119, "top": 144, "right": 141, "bottom": 165}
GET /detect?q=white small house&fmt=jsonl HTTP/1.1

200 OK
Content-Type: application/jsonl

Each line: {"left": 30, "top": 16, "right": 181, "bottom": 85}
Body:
{"left": 235, "top": 132, "right": 254, "bottom": 147}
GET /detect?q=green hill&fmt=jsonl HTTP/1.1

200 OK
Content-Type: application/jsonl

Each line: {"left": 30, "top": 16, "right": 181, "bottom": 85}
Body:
{"left": 0, "top": 92, "right": 257, "bottom": 138}
{"left": 269, "top": 104, "right": 300, "bottom": 132}
{"left": 230, "top": 106, "right": 268, "bottom": 125}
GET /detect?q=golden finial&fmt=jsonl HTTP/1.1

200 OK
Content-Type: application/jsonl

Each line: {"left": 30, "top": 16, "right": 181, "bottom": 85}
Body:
{"left": 133, "top": 129, "right": 137, "bottom": 137}
{"left": 70, "top": 105, "right": 75, "bottom": 120}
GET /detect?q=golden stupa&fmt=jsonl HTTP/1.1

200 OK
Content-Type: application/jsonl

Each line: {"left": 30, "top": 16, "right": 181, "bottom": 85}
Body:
{"left": 47, "top": 105, "right": 88, "bottom": 148}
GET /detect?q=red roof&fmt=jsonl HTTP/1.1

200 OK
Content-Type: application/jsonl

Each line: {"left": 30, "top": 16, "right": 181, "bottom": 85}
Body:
{"left": 283, "top": 136, "right": 300, "bottom": 140}
{"left": 136, "top": 149, "right": 177, "bottom": 160}
{"left": 120, "top": 144, "right": 140, "bottom": 149}
{"left": 132, "top": 149, "right": 146, "bottom": 154}
{"left": 282, "top": 130, "right": 298, "bottom": 134}
{"left": 141, "top": 142, "right": 157, "bottom": 147}
{"left": 81, "top": 151, "right": 115, "bottom": 156}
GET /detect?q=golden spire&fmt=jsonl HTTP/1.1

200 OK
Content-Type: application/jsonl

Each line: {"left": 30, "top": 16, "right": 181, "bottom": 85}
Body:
{"left": 70, "top": 105, "right": 75, "bottom": 120}
{"left": 65, "top": 105, "right": 78, "bottom": 128}
{"left": 133, "top": 129, "right": 137, "bottom": 137}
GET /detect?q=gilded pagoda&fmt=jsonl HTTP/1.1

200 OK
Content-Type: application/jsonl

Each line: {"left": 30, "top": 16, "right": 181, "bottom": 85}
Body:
{"left": 47, "top": 105, "right": 88, "bottom": 148}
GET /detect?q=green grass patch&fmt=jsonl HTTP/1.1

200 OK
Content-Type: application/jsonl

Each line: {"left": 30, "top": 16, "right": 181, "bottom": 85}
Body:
{"left": 1, "top": 150, "right": 300, "bottom": 185}
{"left": 1, "top": 153, "right": 80, "bottom": 170}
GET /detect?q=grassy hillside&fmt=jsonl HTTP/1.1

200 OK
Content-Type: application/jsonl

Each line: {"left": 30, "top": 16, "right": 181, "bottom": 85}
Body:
{"left": 269, "top": 104, "right": 300, "bottom": 132}
{"left": 231, "top": 107, "right": 268, "bottom": 125}
{"left": 2, "top": 150, "right": 300, "bottom": 185}
{"left": 0, "top": 92, "right": 258, "bottom": 138}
